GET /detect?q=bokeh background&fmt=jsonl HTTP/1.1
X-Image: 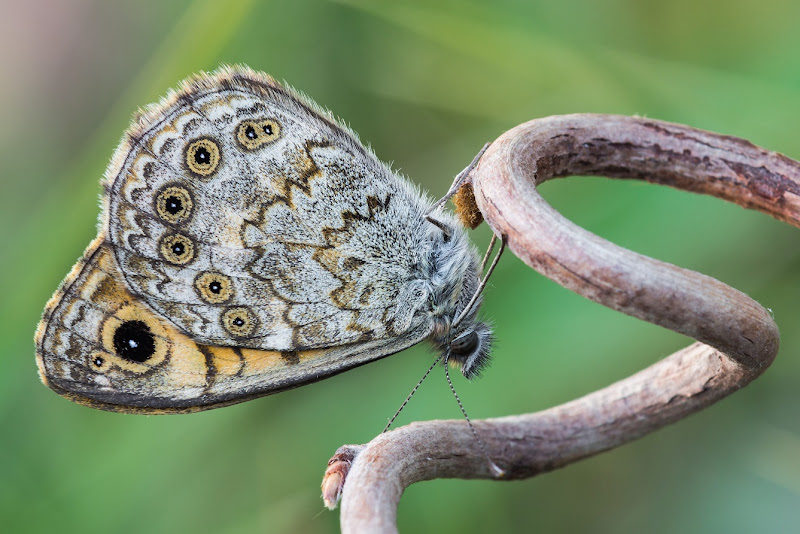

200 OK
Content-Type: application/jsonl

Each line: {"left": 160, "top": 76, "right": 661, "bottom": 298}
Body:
{"left": 3, "top": 1, "right": 799, "bottom": 532}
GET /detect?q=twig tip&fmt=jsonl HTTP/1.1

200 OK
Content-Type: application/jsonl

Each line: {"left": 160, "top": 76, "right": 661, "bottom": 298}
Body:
{"left": 321, "top": 445, "right": 363, "bottom": 510}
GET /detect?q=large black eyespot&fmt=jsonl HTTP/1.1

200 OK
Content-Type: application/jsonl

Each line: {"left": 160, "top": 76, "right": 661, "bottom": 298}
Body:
{"left": 113, "top": 320, "right": 156, "bottom": 363}
{"left": 450, "top": 331, "right": 479, "bottom": 356}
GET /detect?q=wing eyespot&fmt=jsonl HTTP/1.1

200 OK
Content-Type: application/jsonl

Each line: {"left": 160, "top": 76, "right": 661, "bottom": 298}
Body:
{"left": 184, "top": 137, "right": 221, "bottom": 177}
{"left": 159, "top": 233, "right": 196, "bottom": 265}
{"left": 155, "top": 185, "right": 194, "bottom": 224}
{"left": 91, "top": 353, "right": 111, "bottom": 371}
{"left": 221, "top": 306, "right": 258, "bottom": 337}
{"left": 194, "top": 272, "right": 234, "bottom": 304}
{"left": 98, "top": 304, "right": 171, "bottom": 373}
{"left": 235, "top": 119, "right": 281, "bottom": 150}
{"left": 112, "top": 320, "right": 156, "bottom": 363}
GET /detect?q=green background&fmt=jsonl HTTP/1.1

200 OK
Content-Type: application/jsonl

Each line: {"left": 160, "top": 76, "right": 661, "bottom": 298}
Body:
{"left": 3, "top": 1, "right": 799, "bottom": 532}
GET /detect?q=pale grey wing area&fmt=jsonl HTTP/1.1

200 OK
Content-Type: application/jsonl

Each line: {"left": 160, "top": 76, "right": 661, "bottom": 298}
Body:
{"left": 105, "top": 69, "right": 437, "bottom": 352}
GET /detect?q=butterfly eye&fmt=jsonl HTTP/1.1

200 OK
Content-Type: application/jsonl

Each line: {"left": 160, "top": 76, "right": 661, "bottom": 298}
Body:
{"left": 450, "top": 331, "right": 479, "bottom": 356}
{"left": 112, "top": 320, "right": 156, "bottom": 363}
{"left": 155, "top": 185, "right": 194, "bottom": 223}
{"left": 236, "top": 119, "right": 281, "bottom": 150}
{"left": 185, "top": 137, "right": 221, "bottom": 176}
{"left": 221, "top": 306, "right": 258, "bottom": 337}
{"left": 448, "top": 323, "right": 492, "bottom": 379}
{"left": 194, "top": 272, "right": 233, "bottom": 304}
{"left": 159, "top": 233, "right": 196, "bottom": 265}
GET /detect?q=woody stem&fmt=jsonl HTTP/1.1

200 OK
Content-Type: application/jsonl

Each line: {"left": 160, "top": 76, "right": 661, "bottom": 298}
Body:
{"left": 323, "top": 114, "right": 798, "bottom": 534}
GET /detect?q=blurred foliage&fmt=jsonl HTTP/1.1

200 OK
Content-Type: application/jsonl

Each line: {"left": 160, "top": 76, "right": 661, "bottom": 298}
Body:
{"left": 2, "top": 0, "right": 799, "bottom": 532}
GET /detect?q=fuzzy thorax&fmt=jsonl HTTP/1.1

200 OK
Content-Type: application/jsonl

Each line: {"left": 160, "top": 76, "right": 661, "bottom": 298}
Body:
{"left": 421, "top": 221, "right": 493, "bottom": 379}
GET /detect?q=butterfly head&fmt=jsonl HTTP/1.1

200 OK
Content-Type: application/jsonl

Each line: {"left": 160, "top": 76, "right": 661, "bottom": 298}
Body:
{"left": 446, "top": 321, "right": 493, "bottom": 379}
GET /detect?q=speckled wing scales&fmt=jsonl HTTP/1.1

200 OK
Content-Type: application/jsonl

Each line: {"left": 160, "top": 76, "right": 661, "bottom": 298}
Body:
{"left": 104, "top": 67, "right": 435, "bottom": 352}
{"left": 35, "top": 239, "right": 430, "bottom": 413}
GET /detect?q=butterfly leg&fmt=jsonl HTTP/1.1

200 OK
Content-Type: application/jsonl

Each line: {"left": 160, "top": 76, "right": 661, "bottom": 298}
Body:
{"left": 479, "top": 233, "right": 498, "bottom": 273}
{"left": 454, "top": 235, "right": 506, "bottom": 327}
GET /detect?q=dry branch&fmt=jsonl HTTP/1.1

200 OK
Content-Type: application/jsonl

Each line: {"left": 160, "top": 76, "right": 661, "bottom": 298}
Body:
{"left": 323, "top": 114, "right": 799, "bottom": 533}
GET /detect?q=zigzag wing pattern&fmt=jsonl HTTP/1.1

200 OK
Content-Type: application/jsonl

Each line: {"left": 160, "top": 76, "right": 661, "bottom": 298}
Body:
{"left": 105, "top": 67, "right": 435, "bottom": 351}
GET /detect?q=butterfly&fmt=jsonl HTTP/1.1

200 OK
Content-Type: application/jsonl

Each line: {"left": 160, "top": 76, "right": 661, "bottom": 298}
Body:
{"left": 35, "top": 66, "right": 493, "bottom": 414}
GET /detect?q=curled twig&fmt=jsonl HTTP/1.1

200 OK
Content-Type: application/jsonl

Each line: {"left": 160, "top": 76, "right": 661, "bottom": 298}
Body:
{"left": 322, "top": 114, "right": 798, "bottom": 533}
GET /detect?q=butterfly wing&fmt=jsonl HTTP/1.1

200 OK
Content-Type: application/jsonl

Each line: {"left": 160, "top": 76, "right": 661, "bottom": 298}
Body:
{"left": 104, "top": 66, "right": 437, "bottom": 352}
{"left": 36, "top": 239, "right": 431, "bottom": 413}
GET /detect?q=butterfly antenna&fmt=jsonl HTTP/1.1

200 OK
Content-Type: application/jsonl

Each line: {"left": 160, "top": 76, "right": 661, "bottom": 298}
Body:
{"left": 425, "top": 142, "right": 491, "bottom": 222}
{"left": 383, "top": 352, "right": 446, "bottom": 433}
{"left": 453, "top": 235, "right": 506, "bottom": 328}
{"left": 445, "top": 352, "right": 505, "bottom": 477}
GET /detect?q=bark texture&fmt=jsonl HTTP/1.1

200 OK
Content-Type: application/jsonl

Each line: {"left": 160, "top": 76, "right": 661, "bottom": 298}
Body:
{"left": 323, "top": 114, "right": 798, "bottom": 534}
